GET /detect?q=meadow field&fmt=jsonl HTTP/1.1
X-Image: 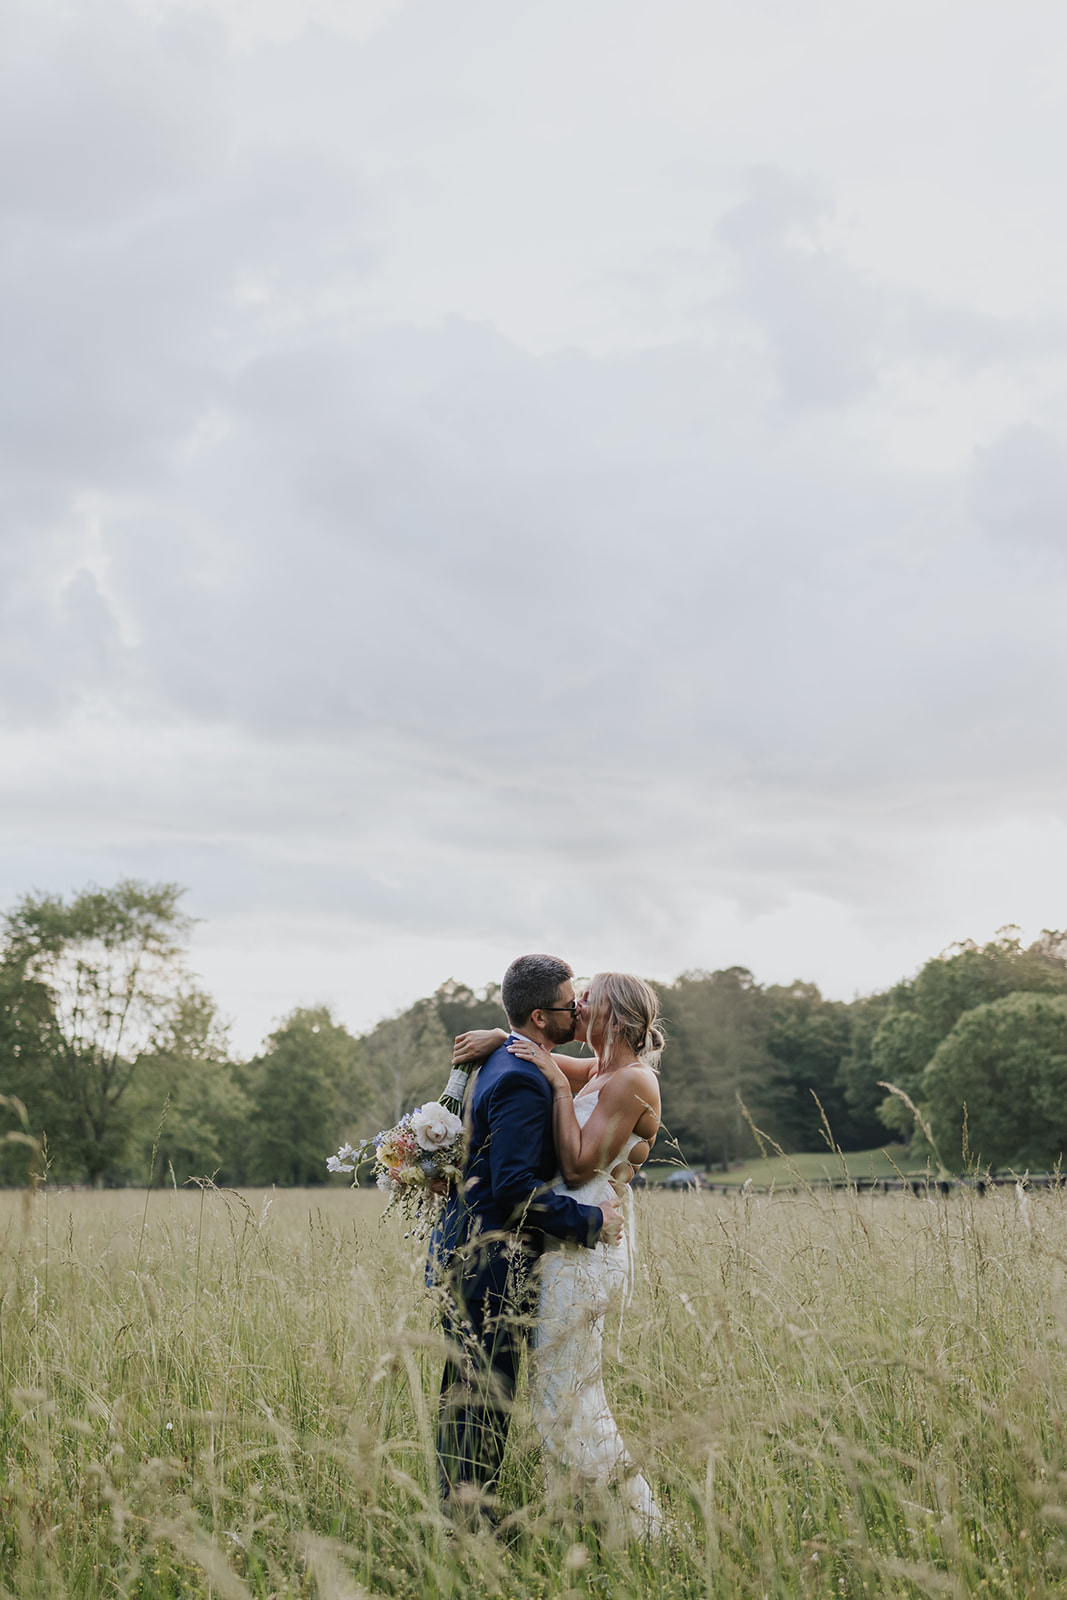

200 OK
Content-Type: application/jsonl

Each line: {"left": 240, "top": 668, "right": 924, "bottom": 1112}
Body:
{"left": 643, "top": 1147, "right": 916, "bottom": 1188}
{"left": 1, "top": 1179, "right": 1066, "bottom": 1599}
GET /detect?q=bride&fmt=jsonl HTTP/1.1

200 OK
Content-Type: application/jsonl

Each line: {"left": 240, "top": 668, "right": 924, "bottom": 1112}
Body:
{"left": 454, "top": 971, "right": 664, "bottom": 1539}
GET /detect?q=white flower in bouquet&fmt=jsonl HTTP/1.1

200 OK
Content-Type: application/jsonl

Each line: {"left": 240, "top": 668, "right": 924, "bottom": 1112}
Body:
{"left": 327, "top": 1142, "right": 358, "bottom": 1173}
{"left": 410, "top": 1102, "right": 462, "bottom": 1151}
{"left": 327, "top": 1100, "right": 465, "bottom": 1238}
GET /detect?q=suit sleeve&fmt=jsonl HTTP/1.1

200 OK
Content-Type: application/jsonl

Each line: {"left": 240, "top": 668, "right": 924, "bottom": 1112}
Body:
{"left": 487, "top": 1074, "right": 603, "bottom": 1247}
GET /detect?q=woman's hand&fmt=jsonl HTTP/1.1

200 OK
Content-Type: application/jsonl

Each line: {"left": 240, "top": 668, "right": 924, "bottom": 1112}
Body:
{"left": 507, "top": 1036, "right": 571, "bottom": 1096}
{"left": 452, "top": 1027, "right": 507, "bottom": 1065}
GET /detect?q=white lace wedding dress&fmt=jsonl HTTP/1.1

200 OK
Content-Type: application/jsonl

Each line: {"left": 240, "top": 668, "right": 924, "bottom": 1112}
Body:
{"left": 532, "top": 1084, "right": 664, "bottom": 1539}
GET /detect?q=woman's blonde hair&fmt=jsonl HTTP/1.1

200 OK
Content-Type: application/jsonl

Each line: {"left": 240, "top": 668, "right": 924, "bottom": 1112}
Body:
{"left": 586, "top": 972, "right": 665, "bottom": 1071}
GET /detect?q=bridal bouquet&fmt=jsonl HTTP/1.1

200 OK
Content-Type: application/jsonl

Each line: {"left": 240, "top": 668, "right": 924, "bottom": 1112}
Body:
{"left": 327, "top": 1101, "right": 464, "bottom": 1234}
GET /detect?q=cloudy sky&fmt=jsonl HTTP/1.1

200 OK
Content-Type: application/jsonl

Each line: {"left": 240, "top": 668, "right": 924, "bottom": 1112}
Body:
{"left": 4, "top": 0, "right": 1067, "bottom": 1051}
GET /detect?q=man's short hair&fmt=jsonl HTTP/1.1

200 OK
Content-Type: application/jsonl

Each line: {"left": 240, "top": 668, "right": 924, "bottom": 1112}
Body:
{"left": 502, "top": 954, "right": 573, "bottom": 1029}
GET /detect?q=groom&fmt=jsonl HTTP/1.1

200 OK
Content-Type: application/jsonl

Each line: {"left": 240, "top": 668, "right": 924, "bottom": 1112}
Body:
{"left": 434, "top": 953, "right": 620, "bottom": 1523}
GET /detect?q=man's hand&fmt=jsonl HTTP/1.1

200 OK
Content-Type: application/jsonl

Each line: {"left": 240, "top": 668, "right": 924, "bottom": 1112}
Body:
{"left": 453, "top": 1027, "right": 508, "bottom": 1065}
{"left": 597, "top": 1192, "right": 623, "bottom": 1247}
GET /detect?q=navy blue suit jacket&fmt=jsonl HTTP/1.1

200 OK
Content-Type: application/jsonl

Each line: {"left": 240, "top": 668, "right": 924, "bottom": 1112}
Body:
{"left": 429, "top": 1037, "right": 603, "bottom": 1301}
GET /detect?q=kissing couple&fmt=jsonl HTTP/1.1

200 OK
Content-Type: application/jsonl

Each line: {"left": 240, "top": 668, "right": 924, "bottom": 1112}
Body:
{"left": 432, "top": 952, "right": 665, "bottom": 1540}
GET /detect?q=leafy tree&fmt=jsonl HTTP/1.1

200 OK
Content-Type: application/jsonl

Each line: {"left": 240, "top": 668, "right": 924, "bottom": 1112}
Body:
{"left": 432, "top": 979, "right": 506, "bottom": 1041}
{"left": 246, "top": 1006, "right": 366, "bottom": 1185}
{"left": 848, "top": 930, "right": 1067, "bottom": 1145}
{"left": 360, "top": 997, "right": 452, "bottom": 1133}
{"left": 128, "top": 991, "right": 251, "bottom": 1186}
{"left": 870, "top": 1010, "right": 943, "bottom": 1141}
{"left": 838, "top": 990, "right": 895, "bottom": 1140}
{"left": 659, "top": 968, "right": 772, "bottom": 1168}
{"left": 0, "top": 954, "right": 56, "bottom": 1182}
{"left": 1, "top": 881, "right": 193, "bottom": 1184}
{"left": 761, "top": 982, "right": 856, "bottom": 1150}
{"left": 923, "top": 992, "right": 1067, "bottom": 1170}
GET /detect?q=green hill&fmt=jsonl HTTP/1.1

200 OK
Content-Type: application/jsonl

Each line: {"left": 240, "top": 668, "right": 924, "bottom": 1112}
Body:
{"left": 645, "top": 1145, "right": 917, "bottom": 1187}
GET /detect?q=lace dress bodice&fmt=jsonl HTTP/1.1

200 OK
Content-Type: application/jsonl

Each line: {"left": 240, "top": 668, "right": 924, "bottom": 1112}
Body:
{"left": 549, "top": 1082, "right": 643, "bottom": 1208}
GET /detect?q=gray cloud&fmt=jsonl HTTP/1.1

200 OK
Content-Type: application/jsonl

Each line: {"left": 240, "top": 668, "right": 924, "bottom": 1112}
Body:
{"left": 3, "top": 0, "right": 1067, "bottom": 1045}
{"left": 970, "top": 425, "right": 1067, "bottom": 550}
{"left": 0, "top": 3, "right": 226, "bottom": 225}
{"left": 714, "top": 167, "right": 1067, "bottom": 413}
{"left": 716, "top": 166, "right": 887, "bottom": 408}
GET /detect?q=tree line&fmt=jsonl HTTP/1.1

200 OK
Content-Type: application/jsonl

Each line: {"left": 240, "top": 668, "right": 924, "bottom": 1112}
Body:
{"left": 1, "top": 879, "right": 1064, "bottom": 1186}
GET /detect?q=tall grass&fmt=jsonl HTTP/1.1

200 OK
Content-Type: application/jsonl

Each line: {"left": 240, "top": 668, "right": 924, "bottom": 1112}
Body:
{"left": 0, "top": 1179, "right": 1065, "bottom": 1597}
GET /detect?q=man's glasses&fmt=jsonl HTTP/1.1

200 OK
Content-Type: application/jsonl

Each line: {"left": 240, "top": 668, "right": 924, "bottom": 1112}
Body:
{"left": 540, "top": 1002, "right": 578, "bottom": 1015}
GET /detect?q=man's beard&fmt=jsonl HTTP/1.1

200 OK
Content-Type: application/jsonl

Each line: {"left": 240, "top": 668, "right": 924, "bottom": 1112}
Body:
{"left": 544, "top": 1012, "right": 577, "bottom": 1046}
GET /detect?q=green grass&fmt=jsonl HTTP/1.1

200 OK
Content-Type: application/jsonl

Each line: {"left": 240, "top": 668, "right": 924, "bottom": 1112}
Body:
{"left": 645, "top": 1144, "right": 917, "bottom": 1187}
{"left": 1, "top": 1180, "right": 1066, "bottom": 1596}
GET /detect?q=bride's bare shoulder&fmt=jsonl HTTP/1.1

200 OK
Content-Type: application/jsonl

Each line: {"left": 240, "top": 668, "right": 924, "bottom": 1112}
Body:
{"left": 621, "top": 1060, "right": 660, "bottom": 1108}
{"left": 599, "top": 1060, "right": 659, "bottom": 1104}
